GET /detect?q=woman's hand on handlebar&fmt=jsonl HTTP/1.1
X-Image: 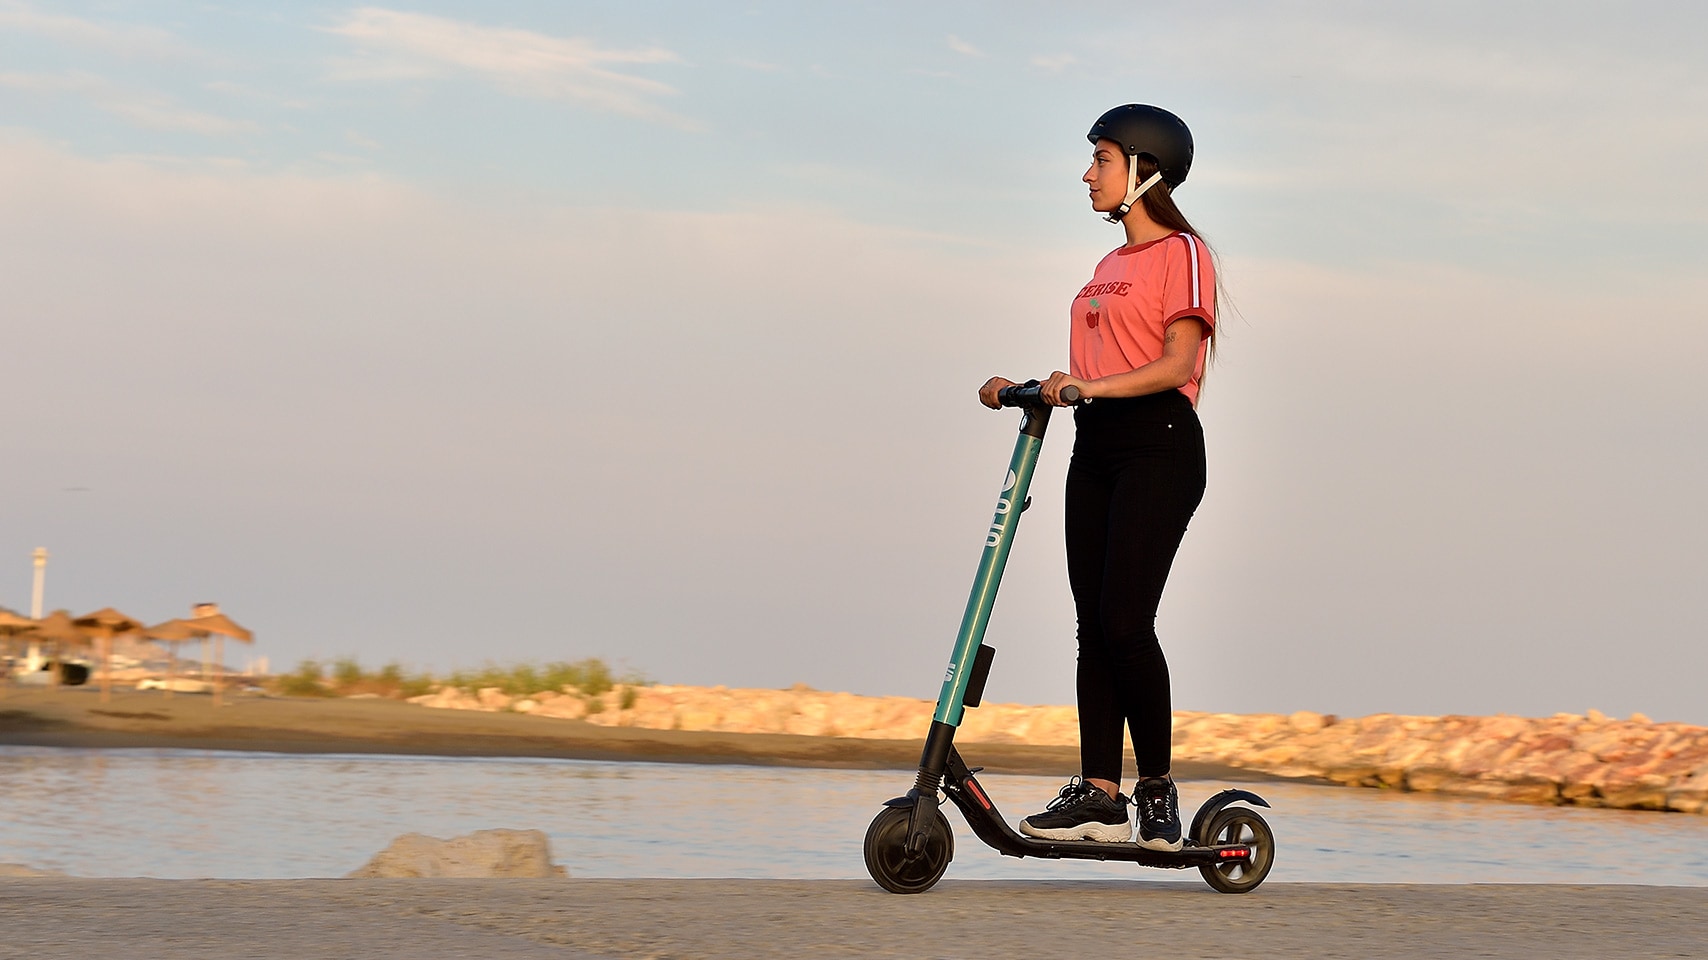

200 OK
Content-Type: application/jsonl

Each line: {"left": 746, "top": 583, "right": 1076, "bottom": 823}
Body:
{"left": 1041, "top": 371, "right": 1092, "bottom": 406}
{"left": 979, "top": 377, "right": 1017, "bottom": 409}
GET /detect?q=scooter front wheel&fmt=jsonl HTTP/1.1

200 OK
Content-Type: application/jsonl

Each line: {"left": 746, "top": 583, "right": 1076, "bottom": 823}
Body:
{"left": 864, "top": 806, "right": 953, "bottom": 894}
{"left": 1197, "top": 806, "right": 1275, "bottom": 894}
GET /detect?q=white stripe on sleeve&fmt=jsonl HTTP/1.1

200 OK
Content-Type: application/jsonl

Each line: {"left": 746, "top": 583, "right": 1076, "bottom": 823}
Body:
{"left": 1181, "top": 233, "right": 1201, "bottom": 307}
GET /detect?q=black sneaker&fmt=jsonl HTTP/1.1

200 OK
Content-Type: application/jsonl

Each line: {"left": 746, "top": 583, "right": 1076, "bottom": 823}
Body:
{"left": 1018, "top": 777, "right": 1131, "bottom": 842}
{"left": 1135, "top": 776, "right": 1183, "bottom": 851}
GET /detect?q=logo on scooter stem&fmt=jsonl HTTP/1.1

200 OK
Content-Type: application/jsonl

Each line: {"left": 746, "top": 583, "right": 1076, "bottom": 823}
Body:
{"left": 985, "top": 471, "right": 1018, "bottom": 548}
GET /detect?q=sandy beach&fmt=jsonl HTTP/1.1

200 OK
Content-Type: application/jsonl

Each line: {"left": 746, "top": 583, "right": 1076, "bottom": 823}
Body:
{"left": 2, "top": 878, "right": 1704, "bottom": 959}
{"left": 0, "top": 687, "right": 1261, "bottom": 780}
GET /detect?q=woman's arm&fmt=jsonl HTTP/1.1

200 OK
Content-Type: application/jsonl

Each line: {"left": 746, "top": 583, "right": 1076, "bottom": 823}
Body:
{"left": 1041, "top": 317, "right": 1205, "bottom": 405}
{"left": 978, "top": 376, "right": 1018, "bottom": 409}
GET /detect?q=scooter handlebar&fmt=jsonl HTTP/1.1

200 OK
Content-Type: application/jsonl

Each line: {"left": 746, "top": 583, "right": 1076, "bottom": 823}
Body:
{"left": 997, "top": 380, "right": 1083, "bottom": 407}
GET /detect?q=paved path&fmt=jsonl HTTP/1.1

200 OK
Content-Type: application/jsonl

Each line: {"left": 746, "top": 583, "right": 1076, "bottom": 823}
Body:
{"left": 2, "top": 879, "right": 1705, "bottom": 959}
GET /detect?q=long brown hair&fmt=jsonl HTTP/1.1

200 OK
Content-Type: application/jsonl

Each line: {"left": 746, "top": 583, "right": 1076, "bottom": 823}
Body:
{"left": 1131, "top": 154, "right": 1222, "bottom": 378}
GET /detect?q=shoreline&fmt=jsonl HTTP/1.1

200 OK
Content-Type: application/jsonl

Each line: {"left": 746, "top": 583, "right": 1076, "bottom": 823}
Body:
{"left": 10, "top": 685, "right": 1708, "bottom": 816}
{"left": 2, "top": 879, "right": 1704, "bottom": 959}
{"left": 418, "top": 681, "right": 1708, "bottom": 815}
{"left": 0, "top": 688, "right": 1268, "bottom": 781}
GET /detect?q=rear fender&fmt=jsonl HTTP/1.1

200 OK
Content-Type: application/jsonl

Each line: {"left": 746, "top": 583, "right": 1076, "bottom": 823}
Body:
{"left": 1189, "top": 788, "right": 1271, "bottom": 846}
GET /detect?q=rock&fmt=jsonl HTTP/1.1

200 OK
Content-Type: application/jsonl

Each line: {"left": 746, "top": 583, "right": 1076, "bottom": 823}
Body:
{"left": 346, "top": 829, "right": 566, "bottom": 879}
{"left": 1668, "top": 786, "right": 1708, "bottom": 814}
{"left": 1287, "top": 710, "right": 1331, "bottom": 734}
{"left": 136, "top": 678, "right": 215, "bottom": 694}
{"left": 532, "top": 696, "right": 589, "bottom": 720}
{"left": 407, "top": 687, "right": 482, "bottom": 710}
{"left": 0, "top": 863, "right": 66, "bottom": 878}
{"left": 1485, "top": 778, "right": 1562, "bottom": 805}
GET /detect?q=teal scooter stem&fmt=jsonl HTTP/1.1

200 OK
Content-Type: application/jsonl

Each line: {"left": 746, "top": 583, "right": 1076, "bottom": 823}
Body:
{"left": 931, "top": 393, "right": 1051, "bottom": 729}
{"left": 903, "top": 382, "right": 1067, "bottom": 851}
{"left": 866, "top": 380, "right": 1276, "bottom": 895}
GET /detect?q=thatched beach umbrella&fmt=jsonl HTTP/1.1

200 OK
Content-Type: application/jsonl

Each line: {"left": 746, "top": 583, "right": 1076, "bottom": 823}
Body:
{"left": 0, "top": 609, "right": 37, "bottom": 693}
{"left": 29, "top": 610, "right": 89, "bottom": 686}
{"left": 185, "top": 609, "right": 253, "bottom": 706}
{"left": 75, "top": 608, "right": 145, "bottom": 704}
{"left": 186, "top": 611, "right": 253, "bottom": 643}
{"left": 143, "top": 618, "right": 205, "bottom": 699}
{"left": 0, "top": 609, "right": 34, "bottom": 643}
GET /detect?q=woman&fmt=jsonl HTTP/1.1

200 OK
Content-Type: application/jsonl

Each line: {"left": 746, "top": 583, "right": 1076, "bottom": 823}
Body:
{"left": 979, "top": 104, "right": 1215, "bottom": 851}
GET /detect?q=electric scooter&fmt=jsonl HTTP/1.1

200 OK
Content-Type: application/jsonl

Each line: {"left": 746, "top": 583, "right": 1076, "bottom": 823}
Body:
{"left": 863, "top": 381, "right": 1276, "bottom": 895}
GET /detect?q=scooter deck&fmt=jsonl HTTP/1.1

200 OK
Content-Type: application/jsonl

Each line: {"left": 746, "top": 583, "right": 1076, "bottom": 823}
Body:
{"left": 936, "top": 749, "right": 1257, "bottom": 869}
{"left": 968, "top": 833, "right": 1250, "bottom": 868}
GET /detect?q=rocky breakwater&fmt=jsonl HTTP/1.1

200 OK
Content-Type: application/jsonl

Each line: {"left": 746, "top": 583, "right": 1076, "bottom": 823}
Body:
{"left": 405, "top": 685, "right": 1708, "bottom": 815}
{"left": 1171, "top": 709, "right": 1708, "bottom": 814}
{"left": 408, "top": 683, "right": 1081, "bottom": 745}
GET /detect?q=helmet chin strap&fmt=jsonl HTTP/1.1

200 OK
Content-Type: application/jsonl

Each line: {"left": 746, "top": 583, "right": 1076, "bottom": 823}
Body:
{"left": 1105, "top": 167, "right": 1167, "bottom": 223}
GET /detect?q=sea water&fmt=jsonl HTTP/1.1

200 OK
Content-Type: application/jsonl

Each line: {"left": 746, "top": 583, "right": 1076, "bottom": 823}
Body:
{"left": 1, "top": 746, "right": 1705, "bottom": 884}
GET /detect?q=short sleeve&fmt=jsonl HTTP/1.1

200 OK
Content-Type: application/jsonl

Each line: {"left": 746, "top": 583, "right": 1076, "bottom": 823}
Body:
{"left": 1160, "top": 234, "right": 1215, "bottom": 338}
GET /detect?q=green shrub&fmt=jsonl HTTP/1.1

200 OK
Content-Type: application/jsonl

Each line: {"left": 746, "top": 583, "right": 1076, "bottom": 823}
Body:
{"left": 272, "top": 655, "right": 643, "bottom": 702}
{"left": 541, "top": 658, "right": 616, "bottom": 696}
{"left": 579, "top": 659, "right": 614, "bottom": 696}
{"left": 508, "top": 663, "right": 541, "bottom": 697}
{"left": 279, "top": 659, "right": 331, "bottom": 697}
{"left": 331, "top": 656, "right": 364, "bottom": 691}
{"left": 459, "top": 662, "right": 513, "bottom": 693}
{"left": 398, "top": 671, "right": 435, "bottom": 699}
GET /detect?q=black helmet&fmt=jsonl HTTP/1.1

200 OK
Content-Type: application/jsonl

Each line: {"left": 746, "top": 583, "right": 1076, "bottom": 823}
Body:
{"left": 1087, "top": 104, "right": 1194, "bottom": 188}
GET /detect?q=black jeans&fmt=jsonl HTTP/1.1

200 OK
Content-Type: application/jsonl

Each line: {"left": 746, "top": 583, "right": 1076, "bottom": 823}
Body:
{"left": 1065, "top": 389, "right": 1206, "bottom": 784}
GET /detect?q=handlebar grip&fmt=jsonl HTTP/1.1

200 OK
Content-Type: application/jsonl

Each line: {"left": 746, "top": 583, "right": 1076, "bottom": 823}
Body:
{"left": 997, "top": 380, "right": 1083, "bottom": 407}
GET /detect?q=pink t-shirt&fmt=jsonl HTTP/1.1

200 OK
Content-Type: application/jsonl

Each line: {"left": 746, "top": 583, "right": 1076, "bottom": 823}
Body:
{"left": 1068, "top": 232, "right": 1215, "bottom": 406}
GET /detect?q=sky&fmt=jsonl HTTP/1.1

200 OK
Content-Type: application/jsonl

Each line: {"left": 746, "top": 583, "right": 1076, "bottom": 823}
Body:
{"left": 3, "top": 1, "right": 1706, "bottom": 724}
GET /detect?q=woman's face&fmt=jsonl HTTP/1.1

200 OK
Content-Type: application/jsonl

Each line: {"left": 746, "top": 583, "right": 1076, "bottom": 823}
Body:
{"left": 1083, "top": 138, "right": 1128, "bottom": 214}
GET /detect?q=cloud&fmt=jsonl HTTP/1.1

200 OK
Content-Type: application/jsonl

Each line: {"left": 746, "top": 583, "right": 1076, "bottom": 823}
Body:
{"left": 0, "top": 1, "right": 200, "bottom": 59}
{"left": 324, "top": 7, "right": 694, "bottom": 127}
{"left": 729, "top": 57, "right": 786, "bottom": 73}
{"left": 946, "top": 34, "right": 984, "bottom": 57}
{"left": 204, "top": 80, "right": 311, "bottom": 111}
{"left": 0, "top": 71, "right": 258, "bottom": 135}
{"left": 1029, "top": 53, "right": 1076, "bottom": 71}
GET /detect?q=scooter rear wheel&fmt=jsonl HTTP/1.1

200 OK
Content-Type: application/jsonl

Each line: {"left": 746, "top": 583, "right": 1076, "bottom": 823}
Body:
{"left": 864, "top": 806, "right": 953, "bottom": 894}
{"left": 1197, "top": 806, "right": 1275, "bottom": 894}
